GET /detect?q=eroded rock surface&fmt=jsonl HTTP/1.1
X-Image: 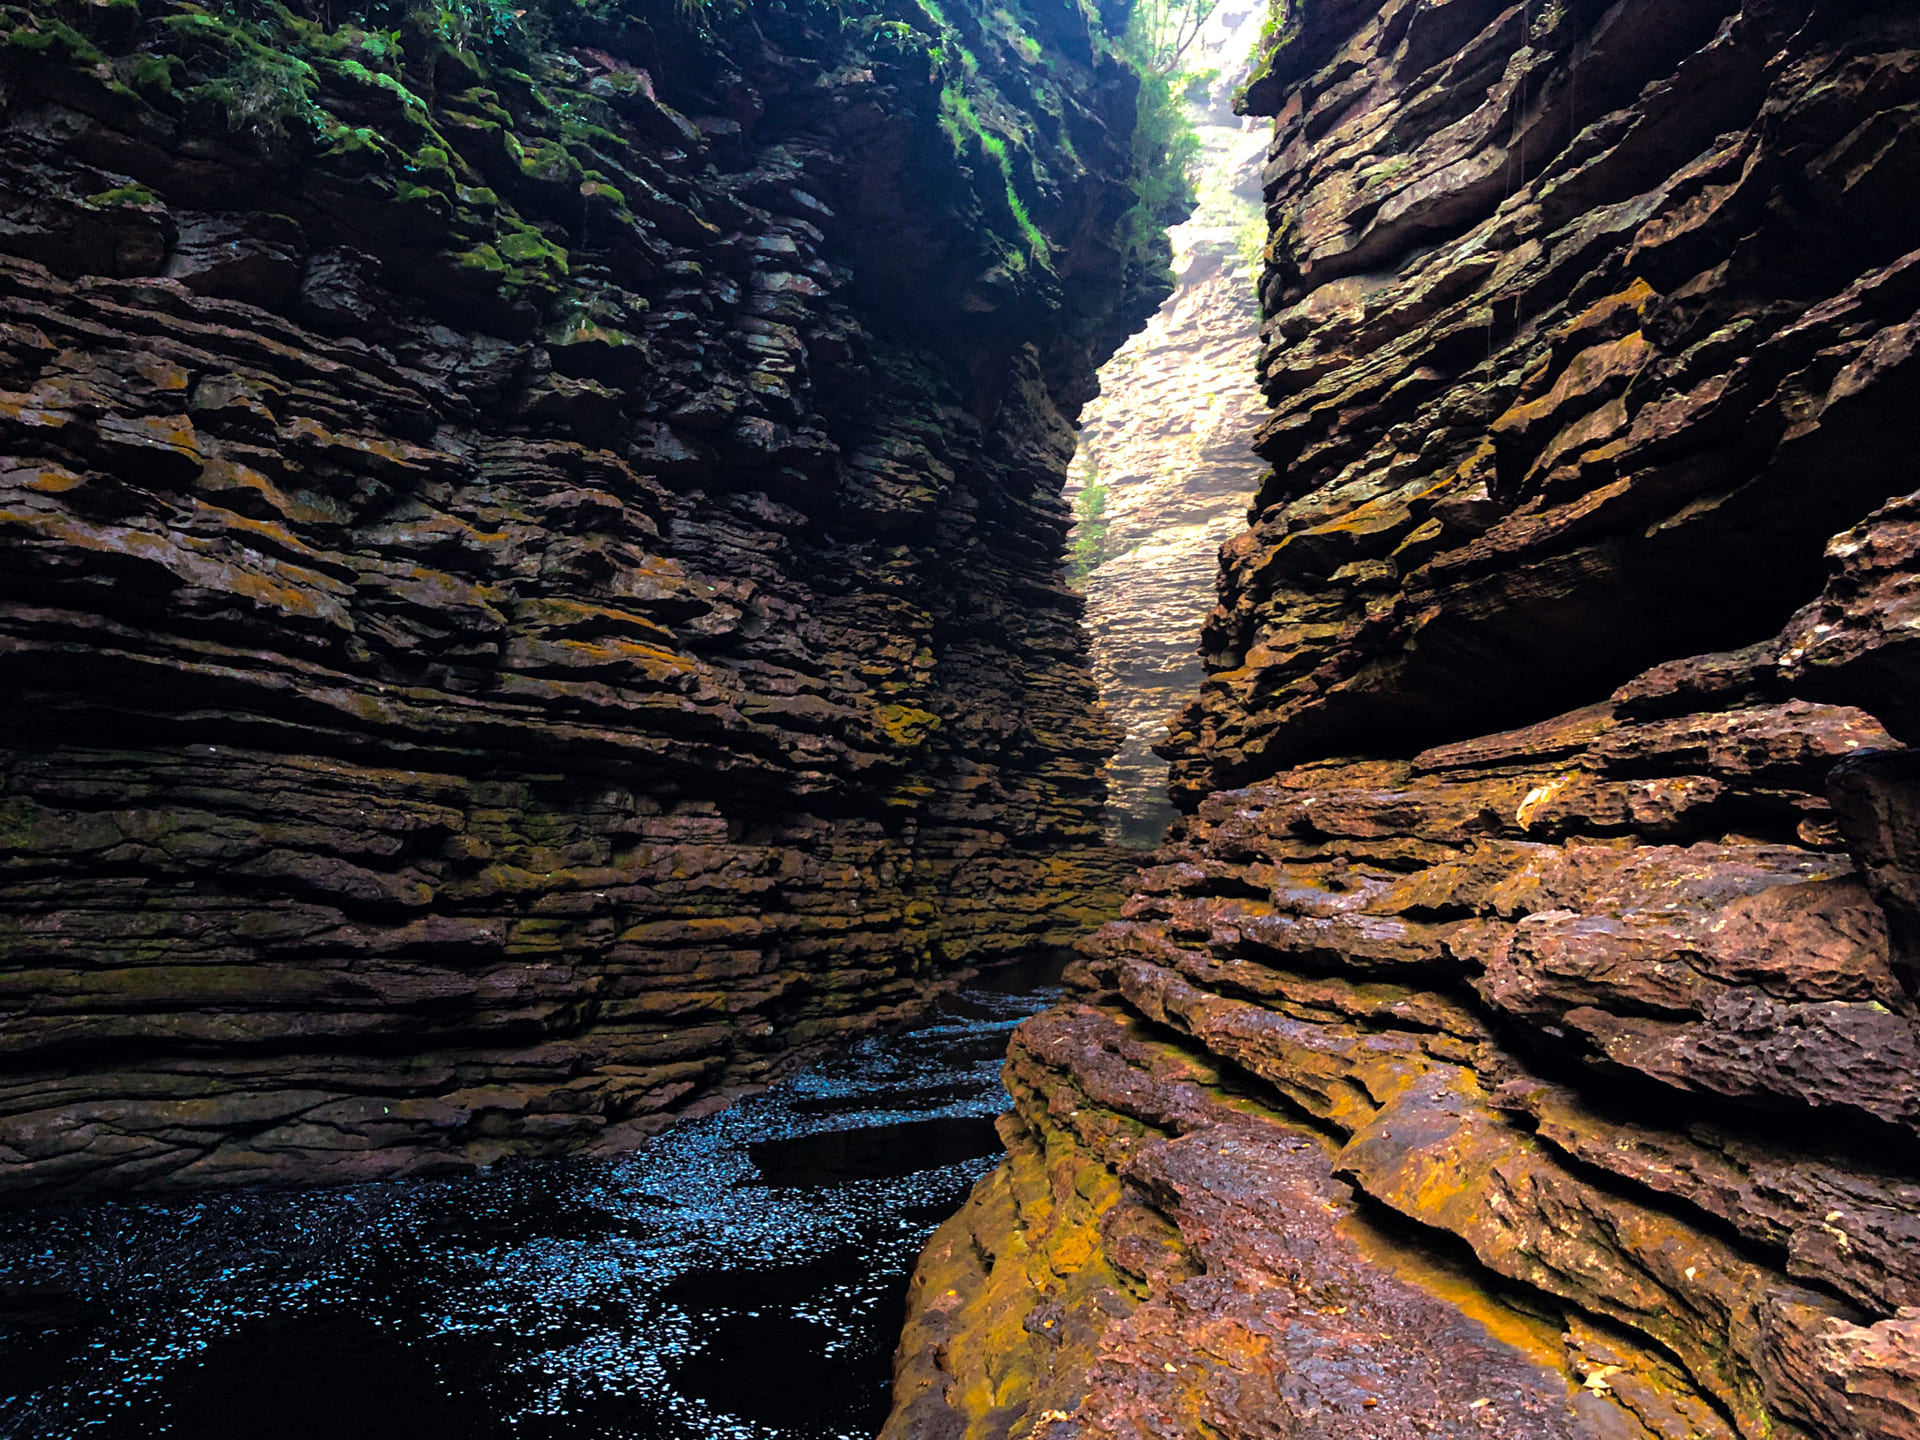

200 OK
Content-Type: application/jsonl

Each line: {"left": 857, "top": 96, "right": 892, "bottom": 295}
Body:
{"left": 888, "top": 2, "right": 1920, "bottom": 1437}
{"left": 0, "top": 0, "right": 1170, "bottom": 1197}
{"left": 1066, "top": 1, "right": 1270, "bottom": 849}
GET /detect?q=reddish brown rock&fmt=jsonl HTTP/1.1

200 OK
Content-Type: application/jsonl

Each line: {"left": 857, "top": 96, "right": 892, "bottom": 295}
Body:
{"left": 1163, "top": 0, "right": 1920, "bottom": 800}
{"left": 888, "top": 2, "right": 1920, "bottom": 1437}
{"left": 886, "top": 1004, "right": 1734, "bottom": 1440}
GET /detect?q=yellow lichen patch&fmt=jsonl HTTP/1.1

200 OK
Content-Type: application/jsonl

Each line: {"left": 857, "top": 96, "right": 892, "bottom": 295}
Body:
{"left": 1491, "top": 331, "right": 1655, "bottom": 439}
{"left": 1335, "top": 1064, "right": 1845, "bottom": 1437}
{"left": 883, "top": 1099, "right": 1141, "bottom": 1440}
{"left": 195, "top": 457, "right": 333, "bottom": 526}
{"left": 0, "top": 391, "right": 75, "bottom": 431}
{"left": 20, "top": 464, "right": 87, "bottom": 493}
{"left": 131, "top": 356, "right": 191, "bottom": 392}
{"left": 1557, "top": 277, "right": 1657, "bottom": 345}
{"left": 223, "top": 565, "right": 349, "bottom": 623}
{"left": 125, "top": 413, "right": 200, "bottom": 459}
{"left": 1337, "top": 1203, "right": 1573, "bottom": 1379}
{"left": 871, "top": 702, "right": 941, "bottom": 747}
{"left": 511, "top": 596, "right": 678, "bottom": 646}
{"left": 560, "top": 636, "right": 698, "bottom": 679}
{"left": 617, "top": 915, "right": 767, "bottom": 946}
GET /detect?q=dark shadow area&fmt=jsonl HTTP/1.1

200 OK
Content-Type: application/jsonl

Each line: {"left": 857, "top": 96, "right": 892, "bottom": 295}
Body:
{"left": 92, "top": 1311, "right": 492, "bottom": 1440}
{"left": 749, "top": 1115, "right": 1004, "bottom": 1188}
{"left": 663, "top": 1245, "right": 913, "bottom": 1434}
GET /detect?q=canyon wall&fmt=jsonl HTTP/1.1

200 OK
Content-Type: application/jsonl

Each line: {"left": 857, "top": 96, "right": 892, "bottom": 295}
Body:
{"left": 889, "top": 2, "right": 1920, "bottom": 1438}
{"left": 0, "top": 0, "right": 1167, "bottom": 1198}
{"left": 1065, "top": 0, "right": 1268, "bottom": 849}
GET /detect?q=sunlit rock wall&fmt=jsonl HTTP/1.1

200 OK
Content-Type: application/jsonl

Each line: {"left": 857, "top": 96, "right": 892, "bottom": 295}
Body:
{"left": 1066, "top": 1, "right": 1269, "bottom": 849}
{"left": 888, "top": 3, "right": 1920, "bottom": 1437}
{"left": 0, "top": 0, "right": 1169, "bottom": 1198}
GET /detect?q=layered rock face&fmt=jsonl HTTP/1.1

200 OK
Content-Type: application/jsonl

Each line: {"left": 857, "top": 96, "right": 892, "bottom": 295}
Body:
{"left": 1067, "top": 4, "right": 1268, "bottom": 848}
{"left": 0, "top": 0, "right": 1167, "bottom": 1198}
{"left": 889, "top": 2, "right": 1920, "bottom": 1437}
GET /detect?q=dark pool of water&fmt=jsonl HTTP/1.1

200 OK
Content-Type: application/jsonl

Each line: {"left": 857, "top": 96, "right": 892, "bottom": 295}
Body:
{"left": 0, "top": 955, "right": 1066, "bottom": 1440}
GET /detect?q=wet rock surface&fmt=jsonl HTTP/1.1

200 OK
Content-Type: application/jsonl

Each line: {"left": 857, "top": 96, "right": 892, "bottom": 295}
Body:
{"left": 0, "top": 0, "right": 1169, "bottom": 1196}
{"left": 886, "top": 2, "right": 1920, "bottom": 1438}
{"left": 0, "top": 955, "right": 1066, "bottom": 1439}
{"left": 888, "top": 1004, "right": 1661, "bottom": 1440}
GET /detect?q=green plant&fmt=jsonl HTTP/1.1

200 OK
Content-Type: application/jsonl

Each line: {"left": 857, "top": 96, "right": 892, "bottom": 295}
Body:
{"left": 1067, "top": 455, "right": 1111, "bottom": 586}
{"left": 859, "top": 16, "right": 930, "bottom": 59}
{"left": 337, "top": 23, "right": 406, "bottom": 65}
{"left": 1101, "top": 0, "right": 1206, "bottom": 280}
{"left": 1235, "top": 0, "right": 1305, "bottom": 107}
{"left": 1180, "top": 65, "right": 1217, "bottom": 103}
{"left": 937, "top": 74, "right": 1050, "bottom": 261}
{"left": 422, "top": 0, "right": 522, "bottom": 52}
{"left": 202, "top": 47, "right": 323, "bottom": 140}
{"left": 206, "top": 0, "right": 284, "bottom": 22}
{"left": 1125, "top": 0, "right": 1222, "bottom": 76}
{"left": 1234, "top": 209, "right": 1267, "bottom": 275}
{"left": 1114, "top": 51, "right": 1198, "bottom": 273}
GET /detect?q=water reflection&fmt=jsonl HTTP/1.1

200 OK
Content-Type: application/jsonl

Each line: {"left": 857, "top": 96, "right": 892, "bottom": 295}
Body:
{"left": 0, "top": 955, "right": 1066, "bottom": 1439}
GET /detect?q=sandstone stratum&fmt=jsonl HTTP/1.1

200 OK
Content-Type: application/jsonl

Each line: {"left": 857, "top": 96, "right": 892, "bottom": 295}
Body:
{"left": 887, "top": 2, "right": 1920, "bottom": 1438}
{"left": 1064, "top": 0, "right": 1269, "bottom": 851}
{"left": 0, "top": 0, "right": 1174, "bottom": 1196}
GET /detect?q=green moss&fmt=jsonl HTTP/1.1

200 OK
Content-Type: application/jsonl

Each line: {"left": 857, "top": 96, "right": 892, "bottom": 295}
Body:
{"left": 447, "top": 85, "right": 510, "bottom": 124}
{"left": 497, "top": 226, "right": 567, "bottom": 270}
{"left": 85, "top": 184, "right": 158, "bottom": 207}
{"left": 405, "top": 144, "right": 458, "bottom": 189}
{"left": 456, "top": 182, "right": 501, "bottom": 218}
{"left": 315, "top": 118, "right": 394, "bottom": 175}
{"left": 315, "top": 53, "right": 430, "bottom": 138}
{"left": 368, "top": 65, "right": 427, "bottom": 112}
{"left": 1357, "top": 154, "right": 1412, "bottom": 189}
{"left": 515, "top": 135, "right": 582, "bottom": 187}
{"left": 484, "top": 219, "right": 570, "bottom": 298}
{"left": 4, "top": 17, "right": 106, "bottom": 65}
{"left": 394, "top": 179, "right": 451, "bottom": 212}
{"left": 455, "top": 242, "right": 509, "bottom": 275}
{"left": 130, "top": 52, "right": 182, "bottom": 95}
{"left": 189, "top": 41, "right": 323, "bottom": 141}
